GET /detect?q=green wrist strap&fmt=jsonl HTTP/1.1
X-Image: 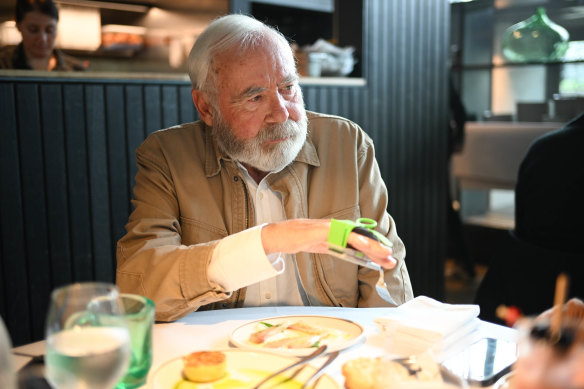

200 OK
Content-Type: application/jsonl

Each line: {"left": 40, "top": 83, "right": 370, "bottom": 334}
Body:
{"left": 328, "top": 218, "right": 393, "bottom": 249}
{"left": 328, "top": 219, "right": 358, "bottom": 248}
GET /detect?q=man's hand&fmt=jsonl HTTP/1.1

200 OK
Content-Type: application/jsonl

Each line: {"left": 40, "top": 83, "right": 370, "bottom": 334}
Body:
{"left": 261, "top": 219, "right": 397, "bottom": 269}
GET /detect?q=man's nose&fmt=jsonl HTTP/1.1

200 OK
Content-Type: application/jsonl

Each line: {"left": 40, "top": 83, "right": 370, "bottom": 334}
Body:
{"left": 267, "top": 93, "right": 289, "bottom": 123}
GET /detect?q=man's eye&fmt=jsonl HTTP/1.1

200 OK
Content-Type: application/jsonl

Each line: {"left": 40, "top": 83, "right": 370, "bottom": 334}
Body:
{"left": 27, "top": 26, "right": 40, "bottom": 33}
{"left": 281, "top": 85, "right": 295, "bottom": 94}
{"left": 249, "top": 95, "right": 262, "bottom": 102}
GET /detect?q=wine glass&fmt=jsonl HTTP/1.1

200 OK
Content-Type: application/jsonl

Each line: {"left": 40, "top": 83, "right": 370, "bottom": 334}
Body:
{"left": 45, "top": 282, "right": 131, "bottom": 389}
{"left": 0, "top": 315, "right": 16, "bottom": 389}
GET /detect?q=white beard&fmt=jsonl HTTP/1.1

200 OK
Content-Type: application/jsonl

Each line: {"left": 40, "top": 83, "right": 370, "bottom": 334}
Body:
{"left": 212, "top": 111, "right": 308, "bottom": 172}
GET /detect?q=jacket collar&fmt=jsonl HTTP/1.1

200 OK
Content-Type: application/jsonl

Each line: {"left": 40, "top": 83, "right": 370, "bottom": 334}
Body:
{"left": 203, "top": 120, "right": 320, "bottom": 178}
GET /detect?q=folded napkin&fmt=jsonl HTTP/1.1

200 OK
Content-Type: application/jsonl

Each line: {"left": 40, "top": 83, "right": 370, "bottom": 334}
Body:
{"left": 375, "top": 296, "right": 480, "bottom": 356}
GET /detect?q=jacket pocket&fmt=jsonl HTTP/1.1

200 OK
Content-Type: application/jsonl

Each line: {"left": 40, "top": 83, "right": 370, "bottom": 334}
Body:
{"left": 179, "top": 216, "right": 227, "bottom": 245}
{"left": 321, "top": 205, "right": 361, "bottom": 221}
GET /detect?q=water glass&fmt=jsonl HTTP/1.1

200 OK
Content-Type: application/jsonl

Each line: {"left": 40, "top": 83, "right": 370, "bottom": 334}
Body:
{"left": 45, "top": 282, "right": 131, "bottom": 389}
{"left": 0, "top": 315, "right": 16, "bottom": 389}
{"left": 115, "top": 294, "right": 155, "bottom": 389}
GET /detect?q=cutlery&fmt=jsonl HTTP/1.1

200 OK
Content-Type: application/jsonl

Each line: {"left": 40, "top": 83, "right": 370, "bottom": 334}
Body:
{"left": 374, "top": 268, "right": 398, "bottom": 305}
{"left": 328, "top": 244, "right": 397, "bottom": 305}
{"left": 393, "top": 355, "right": 421, "bottom": 376}
{"left": 253, "top": 345, "right": 327, "bottom": 389}
{"left": 301, "top": 350, "right": 339, "bottom": 388}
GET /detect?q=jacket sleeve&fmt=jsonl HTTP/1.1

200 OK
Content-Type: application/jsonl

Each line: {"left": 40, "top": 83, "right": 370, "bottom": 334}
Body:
{"left": 355, "top": 132, "right": 414, "bottom": 307}
{"left": 116, "top": 135, "right": 231, "bottom": 322}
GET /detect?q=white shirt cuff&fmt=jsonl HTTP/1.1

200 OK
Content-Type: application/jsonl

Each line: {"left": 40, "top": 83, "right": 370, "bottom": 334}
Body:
{"left": 208, "top": 224, "right": 284, "bottom": 291}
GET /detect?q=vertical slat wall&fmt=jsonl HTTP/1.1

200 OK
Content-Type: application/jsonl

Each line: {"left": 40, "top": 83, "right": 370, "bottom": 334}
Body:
{"left": 1, "top": 0, "right": 450, "bottom": 346}
{"left": 0, "top": 77, "right": 198, "bottom": 345}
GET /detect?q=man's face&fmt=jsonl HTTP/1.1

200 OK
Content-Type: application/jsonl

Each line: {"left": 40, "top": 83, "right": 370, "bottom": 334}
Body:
{"left": 17, "top": 10, "right": 57, "bottom": 59}
{"left": 208, "top": 38, "right": 308, "bottom": 172}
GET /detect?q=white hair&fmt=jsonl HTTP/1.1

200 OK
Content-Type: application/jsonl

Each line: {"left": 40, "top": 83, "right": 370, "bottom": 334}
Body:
{"left": 187, "top": 14, "right": 294, "bottom": 92}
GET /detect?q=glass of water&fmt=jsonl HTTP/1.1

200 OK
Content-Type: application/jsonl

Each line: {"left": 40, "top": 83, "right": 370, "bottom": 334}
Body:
{"left": 45, "top": 282, "right": 131, "bottom": 389}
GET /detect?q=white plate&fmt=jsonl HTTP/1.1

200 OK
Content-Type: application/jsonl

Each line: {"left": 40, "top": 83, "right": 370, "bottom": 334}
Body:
{"left": 148, "top": 348, "right": 340, "bottom": 389}
{"left": 230, "top": 315, "right": 365, "bottom": 356}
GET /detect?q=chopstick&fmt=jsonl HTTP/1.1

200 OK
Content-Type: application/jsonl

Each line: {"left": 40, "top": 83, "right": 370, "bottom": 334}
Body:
{"left": 550, "top": 273, "right": 569, "bottom": 343}
{"left": 253, "top": 345, "right": 327, "bottom": 389}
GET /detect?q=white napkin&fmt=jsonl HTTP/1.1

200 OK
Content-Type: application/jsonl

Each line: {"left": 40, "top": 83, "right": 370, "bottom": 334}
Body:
{"left": 375, "top": 296, "right": 480, "bottom": 355}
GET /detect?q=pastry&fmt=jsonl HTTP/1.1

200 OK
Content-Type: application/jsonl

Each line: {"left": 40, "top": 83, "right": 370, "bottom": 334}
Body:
{"left": 183, "top": 350, "right": 227, "bottom": 382}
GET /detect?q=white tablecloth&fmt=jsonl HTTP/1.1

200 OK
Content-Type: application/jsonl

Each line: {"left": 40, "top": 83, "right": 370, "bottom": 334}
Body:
{"left": 13, "top": 305, "right": 518, "bottom": 388}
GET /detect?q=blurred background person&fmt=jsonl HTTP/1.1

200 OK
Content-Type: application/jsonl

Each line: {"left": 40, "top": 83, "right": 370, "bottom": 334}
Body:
{"left": 0, "top": 0, "right": 87, "bottom": 70}
{"left": 475, "top": 111, "right": 584, "bottom": 325}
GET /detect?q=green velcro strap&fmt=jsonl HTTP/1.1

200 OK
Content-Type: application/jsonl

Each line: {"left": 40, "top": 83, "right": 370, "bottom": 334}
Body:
{"left": 327, "top": 219, "right": 358, "bottom": 248}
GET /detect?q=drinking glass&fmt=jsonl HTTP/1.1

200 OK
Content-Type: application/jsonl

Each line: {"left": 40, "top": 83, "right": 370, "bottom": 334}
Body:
{"left": 0, "top": 315, "right": 16, "bottom": 389}
{"left": 45, "top": 282, "right": 131, "bottom": 389}
{"left": 115, "top": 294, "right": 155, "bottom": 389}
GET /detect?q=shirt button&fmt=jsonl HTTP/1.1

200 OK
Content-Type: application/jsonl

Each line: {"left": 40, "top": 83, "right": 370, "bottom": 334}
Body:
{"left": 264, "top": 292, "right": 272, "bottom": 300}
{"left": 258, "top": 193, "right": 264, "bottom": 200}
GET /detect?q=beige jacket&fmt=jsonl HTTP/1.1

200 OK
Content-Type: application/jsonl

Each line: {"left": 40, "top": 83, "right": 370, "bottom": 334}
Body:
{"left": 117, "top": 111, "right": 413, "bottom": 321}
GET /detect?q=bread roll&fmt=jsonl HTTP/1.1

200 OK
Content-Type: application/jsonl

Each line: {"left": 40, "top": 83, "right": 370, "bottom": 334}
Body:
{"left": 342, "top": 355, "right": 442, "bottom": 389}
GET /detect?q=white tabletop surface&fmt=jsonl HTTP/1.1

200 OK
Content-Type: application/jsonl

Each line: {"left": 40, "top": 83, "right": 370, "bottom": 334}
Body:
{"left": 13, "top": 305, "right": 518, "bottom": 388}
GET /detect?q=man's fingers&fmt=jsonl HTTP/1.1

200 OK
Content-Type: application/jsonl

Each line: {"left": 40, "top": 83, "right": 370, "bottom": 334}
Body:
{"left": 349, "top": 234, "right": 397, "bottom": 269}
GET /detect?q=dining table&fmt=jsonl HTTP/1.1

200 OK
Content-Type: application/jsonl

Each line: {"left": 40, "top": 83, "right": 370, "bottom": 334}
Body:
{"left": 12, "top": 304, "right": 519, "bottom": 389}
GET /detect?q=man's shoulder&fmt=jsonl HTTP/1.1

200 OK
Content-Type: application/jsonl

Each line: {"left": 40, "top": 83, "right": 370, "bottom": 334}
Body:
{"left": 140, "top": 121, "right": 206, "bottom": 149}
{"left": 150, "top": 120, "right": 205, "bottom": 137}
{"left": 306, "top": 110, "right": 371, "bottom": 144}
{"left": 306, "top": 110, "right": 358, "bottom": 127}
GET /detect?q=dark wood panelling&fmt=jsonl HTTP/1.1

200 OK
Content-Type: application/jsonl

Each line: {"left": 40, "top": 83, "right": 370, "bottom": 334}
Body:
{"left": 0, "top": 77, "right": 203, "bottom": 345}
{"left": 16, "top": 83, "right": 52, "bottom": 340}
{"left": 1, "top": 0, "right": 449, "bottom": 345}
{"left": 86, "top": 85, "right": 115, "bottom": 282}
{"left": 63, "top": 84, "right": 93, "bottom": 282}
{"left": 41, "top": 84, "right": 73, "bottom": 288}
{"left": 105, "top": 85, "right": 131, "bottom": 247}
{"left": 0, "top": 82, "right": 32, "bottom": 344}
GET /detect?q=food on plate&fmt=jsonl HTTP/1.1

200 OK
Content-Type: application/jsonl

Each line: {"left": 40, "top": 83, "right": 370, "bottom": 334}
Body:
{"left": 264, "top": 334, "right": 322, "bottom": 349}
{"left": 248, "top": 320, "right": 345, "bottom": 349}
{"left": 342, "top": 355, "right": 442, "bottom": 389}
{"left": 182, "top": 351, "right": 226, "bottom": 382}
{"left": 249, "top": 322, "right": 288, "bottom": 344}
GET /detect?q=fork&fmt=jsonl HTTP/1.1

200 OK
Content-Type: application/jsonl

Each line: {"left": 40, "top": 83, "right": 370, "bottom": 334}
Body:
{"left": 375, "top": 268, "right": 398, "bottom": 305}
{"left": 300, "top": 350, "right": 340, "bottom": 388}
{"left": 393, "top": 356, "right": 422, "bottom": 376}
{"left": 327, "top": 243, "right": 398, "bottom": 305}
{"left": 253, "top": 345, "right": 327, "bottom": 389}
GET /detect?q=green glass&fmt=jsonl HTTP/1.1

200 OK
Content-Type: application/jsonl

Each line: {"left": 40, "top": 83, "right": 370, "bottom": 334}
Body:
{"left": 115, "top": 294, "right": 155, "bottom": 389}
{"left": 502, "top": 7, "right": 569, "bottom": 62}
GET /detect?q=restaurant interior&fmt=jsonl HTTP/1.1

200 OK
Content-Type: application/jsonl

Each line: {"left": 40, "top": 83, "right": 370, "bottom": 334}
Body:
{"left": 1, "top": 0, "right": 584, "bottom": 387}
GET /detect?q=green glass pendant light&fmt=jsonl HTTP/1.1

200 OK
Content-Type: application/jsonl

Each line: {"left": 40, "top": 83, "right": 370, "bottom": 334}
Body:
{"left": 502, "top": 7, "right": 569, "bottom": 62}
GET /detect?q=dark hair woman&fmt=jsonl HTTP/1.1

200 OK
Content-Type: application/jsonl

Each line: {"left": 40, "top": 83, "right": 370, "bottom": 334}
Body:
{"left": 0, "top": 0, "right": 88, "bottom": 70}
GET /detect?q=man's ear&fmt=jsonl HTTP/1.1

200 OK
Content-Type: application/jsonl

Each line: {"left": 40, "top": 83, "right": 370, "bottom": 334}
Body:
{"left": 191, "top": 89, "right": 214, "bottom": 126}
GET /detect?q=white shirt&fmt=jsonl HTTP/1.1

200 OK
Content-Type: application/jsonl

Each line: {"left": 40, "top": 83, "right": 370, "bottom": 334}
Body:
{"left": 207, "top": 165, "right": 308, "bottom": 306}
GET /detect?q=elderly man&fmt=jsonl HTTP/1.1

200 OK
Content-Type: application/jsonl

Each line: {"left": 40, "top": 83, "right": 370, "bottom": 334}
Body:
{"left": 117, "top": 14, "right": 413, "bottom": 321}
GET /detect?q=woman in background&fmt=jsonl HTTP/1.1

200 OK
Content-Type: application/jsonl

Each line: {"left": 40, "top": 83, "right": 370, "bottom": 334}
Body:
{"left": 0, "top": 0, "right": 87, "bottom": 70}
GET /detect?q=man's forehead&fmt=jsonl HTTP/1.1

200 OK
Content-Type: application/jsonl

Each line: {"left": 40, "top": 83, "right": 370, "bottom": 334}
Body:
{"left": 214, "top": 44, "right": 296, "bottom": 91}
